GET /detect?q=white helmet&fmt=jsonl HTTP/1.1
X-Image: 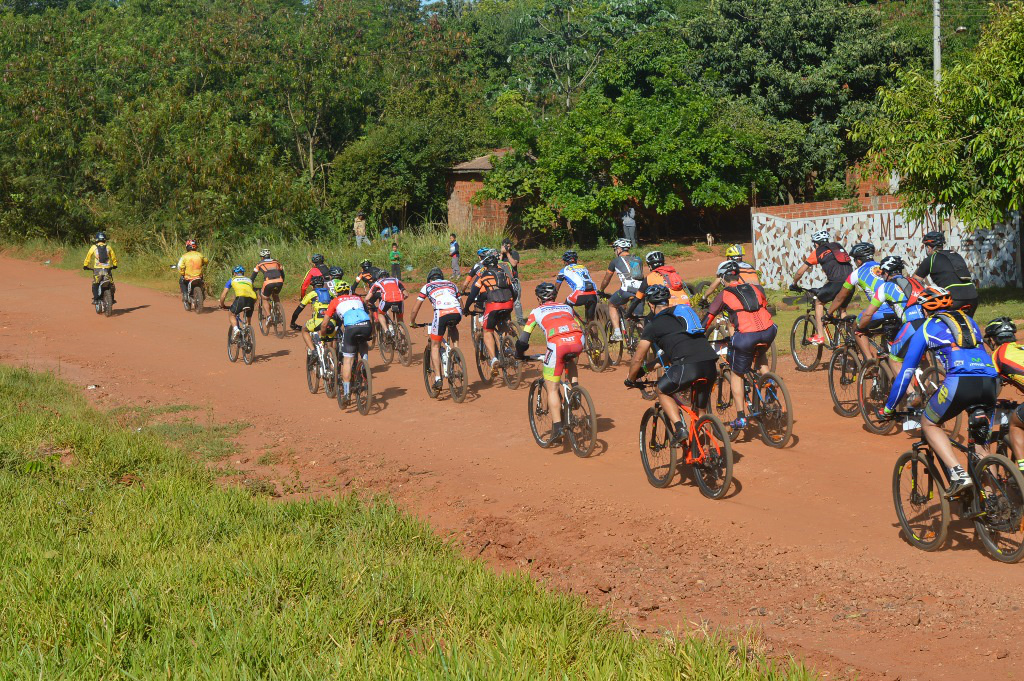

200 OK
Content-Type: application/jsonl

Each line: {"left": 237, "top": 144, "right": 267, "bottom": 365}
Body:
{"left": 811, "top": 230, "right": 829, "bottom": 244}
{"left": 612, "top": 238, "right": 631, "bottom": 250}
{"left": 259, "top": 248, "right": 271, "bottom": 259}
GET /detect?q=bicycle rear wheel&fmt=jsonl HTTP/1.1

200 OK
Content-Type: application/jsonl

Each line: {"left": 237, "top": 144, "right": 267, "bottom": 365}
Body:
{"left": 827, "top": 348, "right": 861, "bottom": 418}
{"left": 273, "top": 303, "right": 285, "bottom": 338}
{"left": 500, "top": 332, "right": 523, "bottom": 389}
{"left": 258, "top": 302, "right": 270, "bottom": 335}
{"left": 324, "top": 345, "right": 338, "bottom": 398}
{"left": 102, "top": 289, "right": 114, "bottom": 317}
{"left": 377, "top": 322, "right": 395, "bottom": 365}
{"left": 395, "top": 322, "right": 413, "bottom": 366}
{"left": 354, "top": 355, "right": 373, "bottom": 415}
{"left": 422, "top": 345, "right": 439, "bottom": 398}
{"left": 242, "top": 327, "right": 255, "bottom": 365}
{"left": 691, "top": 415, "right": 733, "bottom": 500}
{"left": 449, "top": 348, "right": 468, "bottom": 403}
{"left": 227, "top": 327, "right": 239, "bottom": 363}
{"left": 790, "top": 314, "right": 822, "bottom": 371}
{"left": 858, "top": 360, "right": 896, "bottom": 435}
{"left": 639, "top": 407, "right": 677, "bottom": 488}
{"left": 306, "top": 350, "right": 320, "bottom": 394}
{"left": 607, "top": 319, "right": 624, "bottom": 367}
{"left": 473, "top": 331, "right": 489, "bottom": 383}
{"left": 974, "top": 454, "right": 1024, "bottom": 563}
{"left": 892, "top": 450, "right": 950, "bottom": 552}
{"left": 712, "top": 366, "right": 741, "bottom": 443}
{"left": 192, "top": 287, "right": 204, "bottom": 314}
{"left": 527, "top": 379, "right": 554, "bottom": 447}
{"left": 566, "top": 385, "right": 597, "bottom": 458}
{"left": 584, "top": 321, "right": 609, "bottom": 372}
{"left": 756, "top": 372, "right": 793, "bottom": 448}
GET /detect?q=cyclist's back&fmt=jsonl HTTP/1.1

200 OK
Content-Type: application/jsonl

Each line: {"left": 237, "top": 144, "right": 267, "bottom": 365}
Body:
{"left": 993, "top": 340, "right": 1024, "bottom": 395}
{"left": 522, "top": 300, "right": 584, "bottom": 382}
{"left": 178, "top": 251, "right": 207, "bottom": 280}
{"left": 418, "top": 278, "right": 462, "bottom": 341}
{"left": 252, "top": 257, "right": 284, "bottom": 291}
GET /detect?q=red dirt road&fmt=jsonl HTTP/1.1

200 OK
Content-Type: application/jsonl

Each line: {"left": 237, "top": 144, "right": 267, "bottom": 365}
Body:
{"left": 2, "top": 255, "right": 1021, "bottom": 680}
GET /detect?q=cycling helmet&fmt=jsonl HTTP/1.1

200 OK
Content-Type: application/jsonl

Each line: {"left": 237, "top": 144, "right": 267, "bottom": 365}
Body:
{"left": 482, "top": 253, "right": 499, "bottom": 268}
{"left": 372, "top": 267, "right": 388, "bottom": 281}
{"left": 360, "top": 259, "right": 373, "bottom": 272}
{"left": 94, "top": 232, "right": 107, "bottom": 243}
{"left": 535, "top": 282, "right": 557, "bottom": 302}
{"left": 259, "top": 248, "right": 271, "bottom": 259}
{"left": 645, "top": 284, "right": 671, "bottom": 306}
{"left": 919, "top": 286, "right": 953, "bottom": 312}
{"left": 612, "top": 238, "right": 632, "bottom": 250}
{"left": 311, "top": 253, "right": 325, "bottom": 266}
{"left": 811, "top": 229, "right": 829, "bottom": 244}
{"left": 310, "top": 274, "right": 326, "bottom": 289}
{"left": 645, "top": 250, "right": 665, "bottom": 268}
{"left": 985, "top": 317, "right": 1018, "bottom": 345}
{"left": 878, "top": 255, "right": 905, "bottom": 275}
{"left": 328, "top": 266, "right": 344, "bottom": 279}
{"left": 476, "top": 247, "right": 489, "bottom": 259}
{"left": 725, "top": 244, "right": 744, "bottom": 259}
{"left": 848, "top": 242, "right": 875, "bottom": 260}
{"left": 562, "top": 250, "right": 578, "bottom": 264}
{"left": 923, "top": 231, "right": 946, "bottom": 248}
{"left": 717, "top": 261, "right": 741, "bottom": 277}
{"left": 185, "top": 239, "right": 198, "bottom": 252}
{"left": 232, "top": 265, "right": 245, "bottom": 275}
{"left": 426, "top": 267, "right": 444, "bottom": 282}
{"left": 328, "top": 279, "right": 350, "bottom": 296}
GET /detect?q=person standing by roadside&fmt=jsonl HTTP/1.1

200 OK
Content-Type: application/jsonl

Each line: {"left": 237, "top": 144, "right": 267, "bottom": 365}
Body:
{"left": 449, "top": 233, "right": 460, "bottom": 278}
{"left": 621, "top": 205, "right": 637, "bottom": 247}
{"left": 390, "top": 242, "right": 402, "bottom": 280}
{"left": 353, "top": 211, "right": 371, "bottom": 248}
{"left": 500, "top": 238, "right": 523, "bottom": 324}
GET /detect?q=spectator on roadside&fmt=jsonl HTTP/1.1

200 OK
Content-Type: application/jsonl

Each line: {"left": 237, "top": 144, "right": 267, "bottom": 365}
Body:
{"left": 380, "top": 223, "right": 399, "bottom": 240}
{"left": 390, "top": 242, "right": 402, "bottom": 280}
{"left": 354, "top": 211, "right": 371, "bottom": 248}
{"left": 449, "top": 233, "right": 460, "bottom": 278}
{"left": 621, "top": 205, "right": 637, "bottom": 247}
{"left": 500, "top": 237, "right": 523, "bottom": 324}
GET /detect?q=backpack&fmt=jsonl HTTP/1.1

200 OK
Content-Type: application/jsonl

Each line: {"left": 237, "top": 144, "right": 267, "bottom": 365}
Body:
{"left": 653, "top": 265, "right": 685, "bottom": 291}
{"left": 815, "top": 242, "right": 852, "bottom": 265}
{"left": 490, "top": 265, "right": 513, "bottom": 291}
{"left": 935, "top": 310, "right": 981, "bottom": 349}
{"left": 671, "top": 304, "right": 705, "bottom": 336}
{"left": 729, "top": 283, "right": 765, "bottom": 312}
{"left": 892, "top": 275, "right": 925, "bottom": 306}
{"left": 96, "top": 244, "right": 110, "bottom": 266}
{"left": 938, "top": 251, "right": 973, "bottom": 282}
{"left": 622, "top": 255, "right": 643, "bottom": 281}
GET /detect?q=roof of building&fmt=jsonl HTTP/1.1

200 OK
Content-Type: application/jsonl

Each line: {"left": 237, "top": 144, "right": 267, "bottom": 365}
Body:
{"left": 451, "top": 148, "right": 512, "bottom": 174}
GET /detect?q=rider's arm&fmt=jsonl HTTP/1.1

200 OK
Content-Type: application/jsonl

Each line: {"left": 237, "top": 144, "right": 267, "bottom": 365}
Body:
{"left": 463, "top": 283, "right": 481, "bottom": 313}
{"left": 791, "top": 263, "right": 810, "bottom": 284}
{"left": 912, "top": 258, "right": 931, "bottom": 286}
{"left": 219, "top": 281, "right": 231, "bottom": 307}
{"left": 704, "top": 291, "right": 727, "bottom": 327}
{"left": 857, "top": 287, "right": 885, "bottom": 331}
{"left": 704, "top": 276, "right": 723, "bottom": 299}
{"left": 598, "top": 269, "right": 614, "bottom": 291}
{"left": 410, "top": 296, "right": 425, "bottom": 324}
{"left": 177, "top": 254, "right": 187, "bottom": 272}
{"left": 299, "top": 270, "right": 313, "bottom": 298}
{"left": 108, "top": 247, "right": 118, "bottom": 268}
{"left": 319, "top": 299, "right": 339, "bottom": 335}
{"left": 884, "top": 327, "right": 929, "bottom": 411}
{"left": 83, "top": 245, "right": 96, "bottom": 270}
{"left": 626, "top": 339, "right": 653, "bottom": 382}
{"left": 625, "top": 278, "right": 648, "bottom": 317}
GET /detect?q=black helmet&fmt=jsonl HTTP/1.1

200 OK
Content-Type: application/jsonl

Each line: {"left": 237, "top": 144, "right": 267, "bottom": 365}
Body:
{"left": 645, "top": 250, "right": 665, "bottom": 268}
{"left": 849, "top": 242, "right": 875, "bottom": 260}
{"left": 328, "top": 266, "right": 344, "bottom": 278}
{"left": 482, "top": 253, "right": 499, "bottom": 268}
{"left": 645, "top": 284, "right": 671, "bottom": 306}
{"left": 923, "top": 231, "right": 945, "bottom": 248}
{"left": 94, "top": 232, "right": 107, "bottom": 243}
{"left": 985, "top": 317, "right": 1018, "bottom": 345}
{"left": 562, "top": 250, "right": 578, "bottom": 264}
{"left": 371, "top": 267, "right": 387, "bottom": 281}
{"left": 310, "top": 275, "right": 326, "bottom": 289}
{"left": 535, "top": 282, "right": 557, "bottom": 302}
{"left": 311, "top": 253, "right": 325, "bottom": 266}
{"left": 360, "top": 259, "right": 373, "bottom": 272}
{"left": 879, "top": 255, "right": 905, "bottom": 275}
{"left": 426, "top": 267, "right": 444, "bottom": 282}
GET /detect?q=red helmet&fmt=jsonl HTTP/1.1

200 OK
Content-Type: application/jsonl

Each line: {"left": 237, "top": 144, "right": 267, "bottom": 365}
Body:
{"left": 185, "top": 239, "right": 198, "bottom": 252}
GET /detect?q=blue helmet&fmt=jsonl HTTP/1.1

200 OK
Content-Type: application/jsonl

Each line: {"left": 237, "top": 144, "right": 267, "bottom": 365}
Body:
{"left": 477, "top": 247, "right": 489, "bottom": 258}
{"left": 232, "top": 265, "right": 245, "bottom": 275}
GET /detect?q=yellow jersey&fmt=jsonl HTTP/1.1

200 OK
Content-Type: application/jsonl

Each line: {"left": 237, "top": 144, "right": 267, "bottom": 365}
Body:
{"left": 224, "top": 276, "right": 258, "bottom": 300}
{"left": 177, "top": 251, "right": 208, "bottom": 280}
{"left": 83, "top": 243, "right": 117, "bottom": 270}
{"left": 993, "top": 342, "right": 1024, "bottom": 394}
{"left": 300, "top": 288, "right": 333, "bottom": 323}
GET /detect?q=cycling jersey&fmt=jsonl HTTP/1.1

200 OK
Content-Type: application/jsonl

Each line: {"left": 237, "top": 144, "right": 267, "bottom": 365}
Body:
{"left": 804, "top": 242, "right": 852, "bottom": 283}
{"left": 705, "top": 282, "right": 773, "bottom": 333}
{"left": 177, "top": 251, "right": 208, "bottom": 280}
{"left": 251, "top": 258, "right": 284, "bottom": 286}
{"left": 83, "top": 243, "right": 117, "bottom": 270}
{"left": 368, "top": 277, "right": 406, "bottom": 305}
{"left": 843, "top": 260, "right": 893, "bottom": 315}
{"left": 608, "top": 255, "right": 644, "bottom": 293}
{"left": 324, "top": 294, "right": 372, "bottom": 327}
{"left": 715, "top": 260, "right": 761, "bottom": 285}
{"left": 523, "top": 302, "right": 584, "bottom": 382}
{"left": 556, "top": 264, "right": 596, "bottom": 293}
{"left": 871, "top": 278, "right": 925, "bottom": 323}
{"left": 299, "top": 264, "right": 330, "bottom": 298}
{"left": 224, "top": 276, "right": 258, "bottom": 300}
{"left": 419, "top": 280, "right": 463, "bottom": 341}
{"left": 993, "top": 342, "right": 1024, "bottom": 394}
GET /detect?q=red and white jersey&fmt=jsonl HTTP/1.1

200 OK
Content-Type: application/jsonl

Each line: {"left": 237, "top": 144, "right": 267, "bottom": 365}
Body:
{"left": 369, "top": 277, "right": 405, "bottom": 303}
{"left": 324, "top": 294, "right": 371, "bottom": 325}
{"left": 418, "top": 280, "right": 461, "bottom": 315}
{"left": 523, "top": 302, "right": 581, "bottom": 340}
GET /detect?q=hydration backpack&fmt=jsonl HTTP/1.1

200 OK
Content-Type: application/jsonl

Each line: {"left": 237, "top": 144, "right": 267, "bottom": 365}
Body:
{"left": 96, "top": 244, "right": 110, "bottom": 266}
{"left": 490, "top": 265, "right": 513, "bottom": 291}
{"left": 935, "top": 310, "right": 981, "bottom": 349}
{"left": 729, "top": 283, "right": 765, "bottom": 312}
{"left": 671, "top": 304, "right": 706, "bottom": 336}
{"left": 892, "top": 275, "right": 925, "bottom": 306}
{"left": 815, "top": 242, "right": 852, "bottom": 265}
{"left": 654, "top": 265, "right": 685, "bottom": 291}
{"left": 938, "top": 251, "right": 973, "bottom": 282}
{"left": 623, "top": 255, "right": 643, "bottom": 281}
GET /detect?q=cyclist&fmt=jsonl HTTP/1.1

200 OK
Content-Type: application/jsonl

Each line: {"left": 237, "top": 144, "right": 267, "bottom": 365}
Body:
{"left": 704, "top": 244, "right": 760, "bottom": 300}
{"left": 826, "top": 242, "right": 892, "bottom": 358}
{"left": 365, "top": 267, "right": 408, "bottom": 328}
{"left": 251, "top": 248, "right": 285, "bottom": 321}
{"left": 789, "top": 230, "right": 853, "bottom": 345}
{"left": 320, "top": 279, "right": 373, "bottom": 405}
{"left": 856, "top": 256, "right": 927, "bottom": 372}
{"left": 176, "top": 239, "right": 208, "bottom": 303}
{"left": 703, "top": 261, "right": 777, "bottom": 430}
{"left": 913, "top": 231, "right": 979, "bottom": 316}
{"left": 553, "top": 250, "right": 599, "bottom": 323}
{"left": 514, "top": 282, "right": 584, "bottom": 442}
{"left": 461, "top": 247, "right": 491, "bottom": 295}
{"left": 411, "top": 267, "right": 463, "bottom": 393}
{"left": 289, "top": 274, "right": 333, "bottom": 356}
{"left": 82, "top": 231, "right": 118, "bottom": 304}
{"left": 624, "top": 250, "right": 690, "bottom": 319}
{"left": 463, "top": 251, "right": 516, "bottom": 375}
{"left": 353, "top": 260, "right": 376, "bottom": 294}
{"left": 597, "top": 238, "right": 644, "bottom": 342}
{"left": 985, "top": 317, "right": 1024, "bottom": 466}
{"left": 624, "top": 284, "right": 719, "bottom": 444}
{"left": 299, "top": 253, "right": 331, "bottom": 298}
{"left": 879, "top": 293, "right": 999, "bottom": 497}
{"left": 218, "top": 265, "right": 258, "bottom": 338}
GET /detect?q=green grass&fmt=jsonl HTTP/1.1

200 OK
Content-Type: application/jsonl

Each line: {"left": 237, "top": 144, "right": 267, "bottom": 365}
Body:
{"left": 0, "top": 366, "right": 815, "bottom": 679}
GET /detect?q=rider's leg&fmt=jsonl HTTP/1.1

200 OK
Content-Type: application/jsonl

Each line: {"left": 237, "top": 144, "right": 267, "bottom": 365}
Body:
{"left": 813, "top": 299, "right": 825, "bottom": 339}
{"left": 921, "top": 418, "right": 961, "bottom": 471}
{"left": 179, "top": 277, "right": 188, "bottom": 298}
{"left": 1010, "top": 408, "right": 1024, "bottom": 464}
{"left": 430, "top": 337, "right": 442, "bottom": 380}
{"left": 729, "top": 370, "right": 746, "bottom": 424}
{"left": 301, "top": 327, "right": 314, "bottom": 353}
{"left": 341, "top": 355, "right": 354, "bottom": 396}
{"left": 483, "top": 329, "right": 498, "bottom": 365}
{"left": 657, "top": 392, "right": 683, "bottom": 434}
{"left": 545, "top": 379, "right": 562, "bottom": 431}
{"left": 855, "top": 332, "right": 876, "bottom": 361}
{"left": 608, "top": 303, "right": 622, "bottom": 340}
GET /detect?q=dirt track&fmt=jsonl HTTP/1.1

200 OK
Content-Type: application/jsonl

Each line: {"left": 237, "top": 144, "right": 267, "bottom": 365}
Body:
{"left": 2, "top": 254, "right": 1022, "bottom": 681}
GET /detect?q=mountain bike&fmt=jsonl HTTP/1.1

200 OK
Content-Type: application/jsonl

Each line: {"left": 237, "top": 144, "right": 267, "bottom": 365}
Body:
{"left": 523, "top": 354, "right": 596, "bottom": 458}
{"left": 713, "top": 351, "right": 793, "bottom": 448}
{"left": 691, "top": 280, "right": 777, "bottom": 372}
{"left": 92, "top": 270, "right": 115, "bottom": 317}
{"left": 338, "top": 339, "right": 373, "bottom": 416}
{"left": 414, "top": 323, "right": 468, "bottom": 403}
{"left": 374, "top": 307, "right": 413, "bottom": 366}
{"left": 226, "top": 310, "right": 256, "bottom": 365}
{"left": 627, "top": 377, "right": 733, "bottom": 499}
{"left": 785, "top": 286, "right": 848, "bottom": 371}
{"left": 305, "top": 331, "right": 338, "bottom": 398}
{"left": 597, "top": 293, "right": 644, "bottom": 367}
{"left": 857, "top": 357, "right": 961, "bottom": 438}
{"left": 891, "top": 406, "right": 1024, "bottom": 562}
{"left": 470, "top": 311, "right": 523, "bottom": 389}
{"left": 257, "top": 294, "right": 285, "bottom": 338}
{"left": 571, "top": 303, "right": 609, "bottom": 372}
{"left": 826, "top": 314, "right": 882, "bottom": 417}
{"left": 987, "top": 398, "right": 1020, "bottom": 464}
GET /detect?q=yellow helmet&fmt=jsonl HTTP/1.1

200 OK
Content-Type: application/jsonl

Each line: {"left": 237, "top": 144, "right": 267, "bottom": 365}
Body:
{"left": 725, "top": 244, "right": 744, "bottom": 258}
{"left": 329, "top": 279, "right": 350, "bottom": 296}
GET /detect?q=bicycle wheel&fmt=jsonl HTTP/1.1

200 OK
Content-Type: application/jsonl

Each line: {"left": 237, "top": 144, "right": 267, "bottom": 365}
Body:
{"left": 227, "top": 327, "right": 239, "bottom": 363}
{"left": 790, "top": 314, "right": 822, "bottom": 371}
{"left": 767, "top": 338, "right": 777, "bottom": 373}
{"left": 258, "top": 302, "right": 270, "bottom": 336}
{"left": 473, "top": 331, "right": 488, "bottom": 383}
{"left": 892, "top": 450, "right": 950, "bottom": 552}
{"left": 639, "top": 407, "right": 677, "bottom": 488}
{"left": 324, "top": 345, "right": 338, "bottom": 398}
{"left": 102, "top": 289, "right": 114, "bottom": 317}
{"left": 713, "top": 366, "right": 741, "bottom": 443}
{"left": 242, "top": 326, "right": 256, "bottom": 365}
{"left": 607, "top": 319, "right": 624, "bottom": 367}
{"left": 395, "top": 322, "right": 413, "bottom": 366}
{"left": 527, "top": 379, "right": 554, "bottom": 447}
{"left": 566, "top": 385, "right": 597, "bottom": 458}
{"left": 354, "top": 355, "right": 373, "bottom": 415}
{"left": 691, "top": 415, "right": 734, "bottom": 500}
{"left": 449, "top": 348, "right": 468, "bottom": 403}
{"left": 974, "top": 454, "right": 1024, "bottom": 563}
{"left": 499, "top": 332, "right": 523, "bottom": 389}
{"left": 858, "top": 360, "right": 896, "bottom": 435}
{"left": 377, "top": 322, "right": 395, "bottom": 365}
{"left": 192, "top": 287, "right": 204, "bottom": 314}
{"left": 756, "top": 372, "right": 793, "bottom": 448}
{"left": 306, "top": 350, "right": 320, "bottom": 394}
{"left": 273, "top": 304, "right": 285, "bottom": 339}
{"left": 584, "top": 321, "right": 609, "bottom": 372}
{"left": 919, "top": 367, "right": 962, "bottom": 441}
{"left": 827, "top": 348, "right": 861, "bottom": 418}
{"left": 422, "top": 345, "right": 439, "bottom": 398}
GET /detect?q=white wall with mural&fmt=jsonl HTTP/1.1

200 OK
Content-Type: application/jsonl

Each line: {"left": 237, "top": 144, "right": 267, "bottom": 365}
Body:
{"left": 751, "top": 208, "right": 1022, "bottom": 290}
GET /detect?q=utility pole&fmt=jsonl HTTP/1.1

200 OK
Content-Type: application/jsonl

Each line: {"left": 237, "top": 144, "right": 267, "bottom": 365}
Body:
{"left": 933, "top": 0, "right": 942, "bottom": 83}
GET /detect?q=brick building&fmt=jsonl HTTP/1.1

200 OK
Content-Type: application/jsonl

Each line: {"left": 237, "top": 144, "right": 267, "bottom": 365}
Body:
{"left": 447, "top": 149, "right": 512, "bottom": 234}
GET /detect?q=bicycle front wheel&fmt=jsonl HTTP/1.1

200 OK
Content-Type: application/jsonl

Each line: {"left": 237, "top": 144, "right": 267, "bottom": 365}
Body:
{"left": 974, "top": 454, "right": 1024, "bottom": 563}
{"left": 827, "top": 347, "right": 861, "bottom": 418}
{"left": 756, "top": 372, "right": 793, "bottom": 448}
{"left": 567, "top": 385, "right": 597, "bottom": 458}
{"left": 527, "top": 379, "right": 554, "bottom": 447}
{"left": 893, "top": 450, "right": 950, "bottom": 552}
{"left": 691, "top": 415, "right": 733, "bottom": 500}
{"left": 790, "top": 314, "right": 822, "bottom": 371}
{"left": 639, "top": 408, "right": 677, "bottom": 488}
{"left": 395, "top": 322, "right": 413, "bottom": 366}
{"left": 449, "top": 348, "right": 469, "bottom": 404}
{"left": 858, "top": 360, "right": 896, "bottom": 435}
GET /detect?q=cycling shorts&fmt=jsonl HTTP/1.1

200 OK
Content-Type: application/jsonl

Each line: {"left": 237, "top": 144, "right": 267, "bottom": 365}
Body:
{"left": 261, "top": 281, "right": 283, "bottom": 297}
{"left": 341, "top": 322, "right": 373, "bottom": 357}
{"left": 543, "top": 333, "right": 584, "bottom": 382}
{"left": 953, "top": 296, "right": 978, "bottom": 318}
{"left": 890, "top": 319, "right": 926, "bottom": 361}
{"left": 609, "top": 289, "right": 635, "bottom": 308}
{"left": 570, "top": 292, "right": 598, "bottom": 322}
{"left": 728, "top": 325, "right": 778, "bottom": 375}
{"left": 657, "top": 359, "right": 718, "bottom": 410}
{"left": 430, "top": 312, "right": 461, "bottom": 342}
{"left": 376, "top": 299, "right": 404, "bottom": 315}
{"left": 925, "top": 375, "right": 998, "bottom": 425}
{"left": 230, "top": 297, "right": 255, "bottom": 317}
{"left": 482, "top": 300, "right": 514, "bottom": 331}
{"left": 815, "top": 279, "right": 845, "bottom": 304}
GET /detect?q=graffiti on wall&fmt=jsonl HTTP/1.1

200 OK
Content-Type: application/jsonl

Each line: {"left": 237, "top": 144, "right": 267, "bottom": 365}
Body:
{"left": 751, "top": 208, "right": 1021, "bottom": 290}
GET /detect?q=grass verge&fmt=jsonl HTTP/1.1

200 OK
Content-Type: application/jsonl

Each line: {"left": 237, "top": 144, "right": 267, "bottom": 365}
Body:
{"left": 0, "top": 366, "right": 814, "bottom": 679}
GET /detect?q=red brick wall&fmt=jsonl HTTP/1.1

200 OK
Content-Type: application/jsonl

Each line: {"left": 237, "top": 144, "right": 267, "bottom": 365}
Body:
{"left": 447, "top": 175, "right": 511, "bottom": 233}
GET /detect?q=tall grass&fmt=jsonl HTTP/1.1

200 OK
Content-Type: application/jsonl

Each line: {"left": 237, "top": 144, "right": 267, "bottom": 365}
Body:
{"left": 0, "top": 366, "right": 815, "bottom": 679}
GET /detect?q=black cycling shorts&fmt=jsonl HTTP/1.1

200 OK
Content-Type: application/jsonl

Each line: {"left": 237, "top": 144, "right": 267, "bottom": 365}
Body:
{"left": 658, "top": 359, "right": 719, "bottom": 410}
{"left": 953, "top": 296, "right": 978, "bottom": 318}
{"left": 261, "top": 281, "right": 283, "bottom": 297}
{"left": 230, "top": 297, "right": 255, "bottom": 317}
{"left": 341, "top": 322, "right": 373, "bottom": 357}
{"left": 609, "top": 289, "right": 635, "bottom": 308}
{"left": 729, "top": 325, "right": 778, "bottom": 375}
{"left": 925, "top": 375, "right": 998, "bottom": 425}
{"left": 815, "top": 279, "right": 845, "bottom": 304}
{"left": 573, "top": 294, "right": 598, "bottom": 322}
